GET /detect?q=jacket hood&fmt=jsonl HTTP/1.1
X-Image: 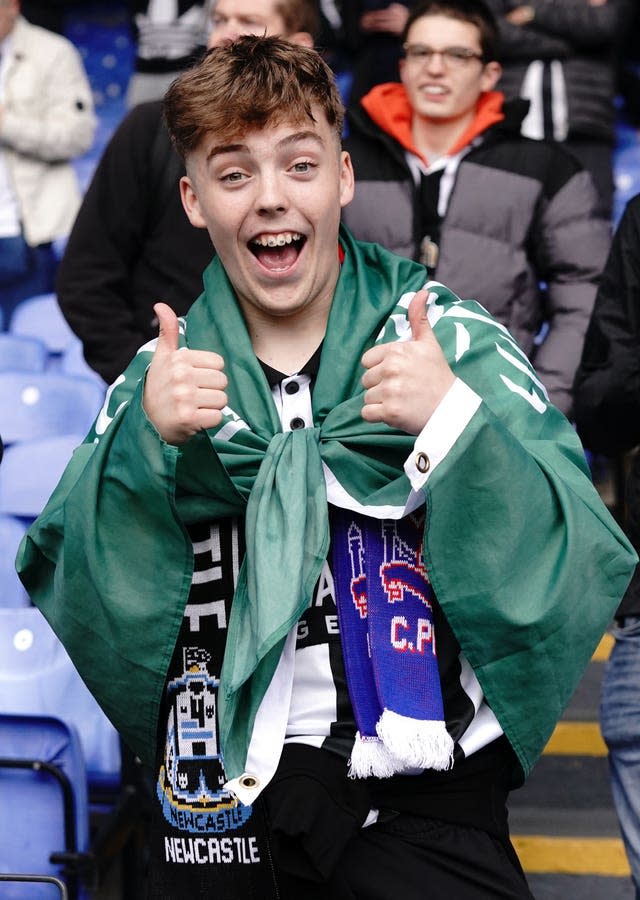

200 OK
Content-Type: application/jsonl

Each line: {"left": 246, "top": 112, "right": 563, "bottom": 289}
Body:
{"left": 360, "top": 81, "right": 506, "bottom": 165}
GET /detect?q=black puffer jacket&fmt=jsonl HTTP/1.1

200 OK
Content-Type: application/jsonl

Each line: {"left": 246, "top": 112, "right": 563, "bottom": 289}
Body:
{"left": 485, "top": 0, "right": 632, "bottom": 144}
{"left": 343, "top": 94, "right": 609, "bottom": 415}
{"left": 573, "top": 195, "right": 640, "bottom": 617}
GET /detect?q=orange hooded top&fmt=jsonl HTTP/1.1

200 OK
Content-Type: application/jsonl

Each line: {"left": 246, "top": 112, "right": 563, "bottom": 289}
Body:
{"left": 360, "top": 82, "right": 505, "bottom": 166}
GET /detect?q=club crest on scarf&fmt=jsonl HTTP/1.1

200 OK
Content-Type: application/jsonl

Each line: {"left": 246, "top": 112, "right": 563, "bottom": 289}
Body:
{"left": 333, "top": 508, "right": 454, "bottom": 778}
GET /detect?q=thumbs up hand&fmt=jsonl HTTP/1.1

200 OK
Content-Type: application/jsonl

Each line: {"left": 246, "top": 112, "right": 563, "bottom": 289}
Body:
{"left": 361, "top": 289, "right": 455, "bottom": 435}
{"left": 143, "top": 302, "right": 228, "bottom": 445}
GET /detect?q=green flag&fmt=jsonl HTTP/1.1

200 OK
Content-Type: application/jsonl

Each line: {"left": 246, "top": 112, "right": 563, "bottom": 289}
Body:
{"left": 17, "top": 226, "right": 636, "bottom": 780}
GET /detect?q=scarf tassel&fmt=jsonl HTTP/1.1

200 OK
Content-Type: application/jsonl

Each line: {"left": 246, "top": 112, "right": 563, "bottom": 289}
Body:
{"left": 376, "top": 709, "right": 454, "bottom": 772}
{"left": 348, "top": 732, "right": 399, "bottom": 779}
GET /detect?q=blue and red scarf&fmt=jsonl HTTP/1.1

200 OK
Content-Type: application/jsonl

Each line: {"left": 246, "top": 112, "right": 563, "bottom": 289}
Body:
{"left": 332, "top": 508, "right": 454, "bottom": 777}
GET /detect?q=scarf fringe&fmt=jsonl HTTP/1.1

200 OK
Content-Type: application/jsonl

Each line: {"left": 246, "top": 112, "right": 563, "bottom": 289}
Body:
{"left": 348, "top": 732, "right": 399, "bottom": 779}
{"left": 376, "top": 709, "right": 454, "bottom": 771}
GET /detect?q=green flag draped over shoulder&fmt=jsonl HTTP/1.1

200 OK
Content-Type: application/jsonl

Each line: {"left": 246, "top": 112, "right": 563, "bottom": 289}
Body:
{"left": 16, "top": 226, "right": 636, "bottom": 780}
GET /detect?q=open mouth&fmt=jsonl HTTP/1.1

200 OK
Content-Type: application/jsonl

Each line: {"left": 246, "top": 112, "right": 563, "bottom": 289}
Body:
{"left": 249, "top": 231, "right": 306, "bottom": 272}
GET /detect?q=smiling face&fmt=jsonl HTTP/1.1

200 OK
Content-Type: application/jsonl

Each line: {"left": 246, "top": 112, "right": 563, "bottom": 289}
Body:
{"left": 180, "top": 108, "right": 354, "bottom": 330}
{"left": 399, "top": 14, "right": 500, "bottom": 125}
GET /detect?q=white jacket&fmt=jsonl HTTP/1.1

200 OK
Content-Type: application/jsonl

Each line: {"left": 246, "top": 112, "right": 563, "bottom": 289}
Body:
{"left": 0, "top": 16, "right": 97, "bottom": 246}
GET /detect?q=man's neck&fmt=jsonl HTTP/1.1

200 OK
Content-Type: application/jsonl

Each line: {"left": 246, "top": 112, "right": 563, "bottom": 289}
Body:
{"left": 246, "top": 309, "right": 329, "bottom": 377}
{"left": 411, "top": 110, "right": 475, "bottom": 161}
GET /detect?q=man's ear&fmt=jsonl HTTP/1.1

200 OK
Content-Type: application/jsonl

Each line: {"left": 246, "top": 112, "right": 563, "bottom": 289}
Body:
{"left": 339, "top": 150, "right": 355, "bottom": 208}
{"left": 179, "top": 175, "right": 207, "bottom": 229}
{"left": 290, "top": 31, "right": 314, "bottom": 48}
{"left": 481, "top": 60, "right": 502, "bottom": 93}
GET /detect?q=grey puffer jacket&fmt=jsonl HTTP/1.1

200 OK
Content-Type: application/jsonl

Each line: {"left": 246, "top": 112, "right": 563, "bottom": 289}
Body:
{"left": 342, "top": 97, "right": 610, "bottom": 416}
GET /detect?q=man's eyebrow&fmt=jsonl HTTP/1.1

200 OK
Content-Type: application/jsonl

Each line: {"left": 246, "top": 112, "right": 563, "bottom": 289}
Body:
{"left": 206, "top": 142, "right": 247, "bottom": 162}
{"left": 205, "top": 130, "right": 326, "bottom": 163}
{"left": 276, "top": 130, "right": 326, "bottom": 150}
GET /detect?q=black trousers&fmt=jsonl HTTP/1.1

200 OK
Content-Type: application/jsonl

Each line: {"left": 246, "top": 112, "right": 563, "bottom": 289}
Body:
{"left": 266, "top": 741, "right": 535, "bottom": 900}
{"left": 275, "top": 812, "right": 534, "bottom": 900}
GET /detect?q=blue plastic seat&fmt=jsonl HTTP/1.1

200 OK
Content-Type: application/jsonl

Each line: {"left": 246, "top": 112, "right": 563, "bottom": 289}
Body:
{"left": 0, "top": 372, "right": 103, "bottom": 445}
{"left": 8, "top": 294, "right": 77, "bottom": 357}
{"left": 0, "top": 333, "right": 48, "bottom": 373}
{"left": 0, "top": 515, "right": 29, "bottom": 607}
{"left": 0, "top": 712, "right": 90, "bottom": 899}
{"left": 0, "top": 435, "right": 84, "bottom": 522}
{"left": 0, "top": 607, "right": 121, "bottom": 788}
{"left": 59, "top": 338, "right": 107, "bottom": 388}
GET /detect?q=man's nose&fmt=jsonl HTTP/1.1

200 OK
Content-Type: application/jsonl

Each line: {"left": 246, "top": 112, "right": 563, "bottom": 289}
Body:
{"left": 426, "top": 51, "right": 447, "bottom": 74}
{"left": 256, "top": 173, "right": 288, "bottom": 214}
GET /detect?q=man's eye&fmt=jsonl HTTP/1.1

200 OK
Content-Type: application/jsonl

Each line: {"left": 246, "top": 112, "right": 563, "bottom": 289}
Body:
{"left": 292, "top": 161, "right": 315, "bottom": 173}
{"left": 222, "top": 171, "right": 245, "bottom": 183}
{"left": 447, "top": 48, "right": 472, "bottom": 61}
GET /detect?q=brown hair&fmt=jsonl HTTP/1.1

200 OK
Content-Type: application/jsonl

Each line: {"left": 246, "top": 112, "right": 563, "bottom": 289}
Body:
{"left": 163, "top": 35, "right": 344, "bottom": 160}
{"left": 275, "top": 0, "right": 320, "bottom": 39}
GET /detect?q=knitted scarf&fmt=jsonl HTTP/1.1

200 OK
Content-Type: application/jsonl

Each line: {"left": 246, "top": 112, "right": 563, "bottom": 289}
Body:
{"left": 332, "top": 508, "right": 453, "bottom": 777}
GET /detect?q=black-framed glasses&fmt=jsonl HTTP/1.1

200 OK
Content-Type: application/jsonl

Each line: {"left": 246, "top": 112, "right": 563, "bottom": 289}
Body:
{"left": 403, "top": 43, "right": 484, "bottom": 68}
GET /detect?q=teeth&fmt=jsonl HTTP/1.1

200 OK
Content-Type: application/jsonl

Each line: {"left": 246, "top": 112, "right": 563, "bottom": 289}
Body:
{"left": 252, "top": 232, "right": 301, "bottom": 247}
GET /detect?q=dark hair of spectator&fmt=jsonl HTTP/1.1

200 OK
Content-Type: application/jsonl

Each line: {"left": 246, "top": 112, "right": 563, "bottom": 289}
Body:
{"left": 402, "top": 0, "right": 500, "bottom": 64}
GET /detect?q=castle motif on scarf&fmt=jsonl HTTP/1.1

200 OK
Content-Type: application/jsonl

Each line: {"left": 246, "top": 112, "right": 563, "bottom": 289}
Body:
{"left": 345, "top": 513, "right": 435, "bottom": 657}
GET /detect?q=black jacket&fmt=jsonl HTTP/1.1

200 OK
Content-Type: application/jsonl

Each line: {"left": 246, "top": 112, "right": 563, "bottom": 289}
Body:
{"left": 485, "top": 0, "right": 632, "bottom": 144}
{"left": 57, "top": 100, "right": 214, "bottom": 384}
{"left": 573, "top": 195, "right": 640, "bottom": 616}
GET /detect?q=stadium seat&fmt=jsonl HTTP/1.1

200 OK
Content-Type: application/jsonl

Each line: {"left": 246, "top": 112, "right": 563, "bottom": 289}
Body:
{"left": 0, "top": 712, "right": 91, "bottom": 899}
{"left": 0, "top": 435, "right": 84, "bottom": 522}
{"left": 0, "top": 515, "right": 29, "bottom": 607}
{"left": 0, "top": 607, "right": 130, "bottom": 896}
{"left": 0, "top": 333, "right": 48, "bottom": 373}
{"left": 60, "top": 338, "right": 107, "bottom": 388}
{"left": 0, "top": 372, "right": 103, "bottom": 445}
{"left": 0, "top": 606, "right": 121, "bottom": 785}
{"left": 8, "top": 294, "right": 77, "bottom": 357}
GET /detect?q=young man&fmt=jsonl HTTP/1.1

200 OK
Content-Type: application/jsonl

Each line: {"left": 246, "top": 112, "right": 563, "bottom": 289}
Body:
{"left": 342, "top": 0, "right": 609, "bottom": 417}
{"left": 18, "top": 36, "right": 635, "bottom": 900}
{"left": 55, "top": 0, "right": 318, "bottom": 385}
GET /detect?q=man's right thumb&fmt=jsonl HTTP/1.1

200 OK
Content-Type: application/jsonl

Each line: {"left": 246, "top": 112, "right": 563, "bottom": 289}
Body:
{"left": 154, "top": 302, "right": 180, "bottom": 354}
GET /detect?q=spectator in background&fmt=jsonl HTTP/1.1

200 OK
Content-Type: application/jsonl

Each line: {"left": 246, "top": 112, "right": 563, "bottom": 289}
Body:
{"left": 57, "top": 0, "right": 319, "bottom": 386}
{"left": 0, "top": 0, "right": 96, "bottom": 323}
{"left": 573, "top": 194, "right": 640, "bottom": 899}
{"left": 126, "top": 0, "right": 210, "bottom": 107}
{"left": 484, "top": 0, "right": 633, "bottom": 222}
{"left": 342, "top": 2, "right": 410, "bottom": 108}
{"left": 342, "top": 0, "right": 609, "bottom": 417}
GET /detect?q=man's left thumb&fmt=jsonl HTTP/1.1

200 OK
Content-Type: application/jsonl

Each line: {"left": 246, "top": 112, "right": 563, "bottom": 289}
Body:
{"left": 408, "top": 288, "right": 432, "bottom": 341}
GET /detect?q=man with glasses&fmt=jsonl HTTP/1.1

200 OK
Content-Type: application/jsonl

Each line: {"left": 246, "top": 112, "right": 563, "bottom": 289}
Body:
{"left": 342, "top": 0, "right": 608, "bottom": 419}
